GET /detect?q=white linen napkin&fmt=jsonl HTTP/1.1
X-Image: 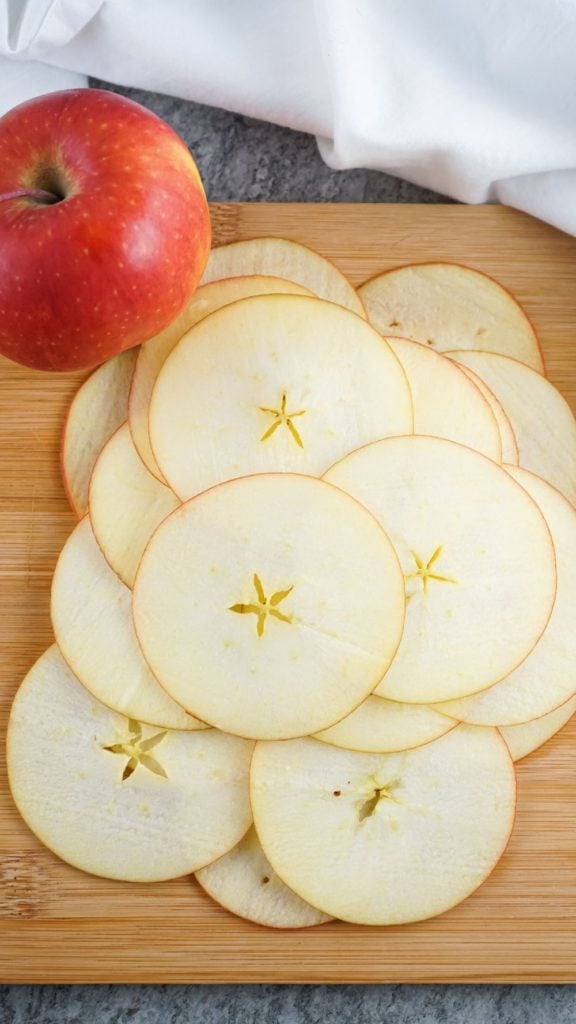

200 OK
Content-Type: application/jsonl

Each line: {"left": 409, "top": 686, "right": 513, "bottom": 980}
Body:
{"left": 1, "top": 0, "right": 576, "bottom": 235}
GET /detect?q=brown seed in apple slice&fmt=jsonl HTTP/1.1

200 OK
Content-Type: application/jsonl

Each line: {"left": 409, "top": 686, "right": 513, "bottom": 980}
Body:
{"left": 314, "top": 695, "right": 456, "bottom": 754}
{"left": 7, "top": 646, "right": 253, "bottom": 882}
{"left": 61, "top": 348, "right": 137, "bottom": 517}
{"left": 358, "top": 262, "right": 543, "bottom": 372}
{"left": 500, "top": 695, "right": 576, "bottom": 762}
{"left": 129, "top": 275, "right": 313, "bottom": 481}
{"left": 149, "top": 294, "right": 413, "bottom": 501}
{"left": 250, "top": 726, "right": 516, "bottom": 925}
{"left": 202, "top": 237, "right": 365, "bottom": 318}
{"left": 133, "top": 474, "right": 405, "bottom": 740}
{"left": 90, "top": 423, "right": 179, "bottom": 588}
{"left": 196, "top": 826, "right": 332, "bottom": 929}
{"left": 384, "top": 336, "right": 501, "bottom": 460}
{"left": 448, "top": 351, "right": 576, "bottom": 504}
{"left": 324, "top": 436, "right": 556, "bottom": 703}
{"left": 436, "top": 468, "right": 576, "bottom": 726}
{"left": 52, "top": 518, "right": 204, "bottom": 731}
{"left": 457, "top": 364, "right": 519, "bottom": 464}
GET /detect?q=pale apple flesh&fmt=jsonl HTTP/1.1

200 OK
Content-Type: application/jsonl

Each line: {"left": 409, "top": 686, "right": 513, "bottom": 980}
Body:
{"left": 133, "top": 474, "right": 406, "bottom": 740}
{"left": 449, "top": 351, "right": 576, "bottom": 505}
{"left": 89, "top": 423, "right": 179, "bottom": 588}
{"left": 457, "top": 364, "right": 519, "bottom": 464}
{"left": 7, "top": 646, "right": 253, "bottom": 882}
{"left": 384, "top": 336, "right": 501, "bottom": 460}
{"left": 61, "top": 348, "right": 137, "bottom": 518}
{"left": 202, "top": 237, "right": 365, "bottom": 317}
{"left": 314, "top": 695, "right": 456, "bottom": 753}
{"left": 436, "top": 467, "right": 576, "bottom": 726}
{"left": 52, "top": 518, "right": 205, "bottom": 731}
{"left": 358, "top": 262, "right": 543, "bottom": 372}
{"left": 149, "top": 294, "right": 414, "bottom": 501}
{"left": 129, "top": 275, "right": 313, "bottom": 481}
{"left": 0, "top": 89, "right": 210, "bottom": 371}
{"left": 324, "top": 436, "right": 557, "bottom": 703}
{"left": 500, "top": 696, "right": 576, "bottom": 762}
{"left": 251, "top": 727, "right": 516, "bottom": 925}
{"left": 196, "top": 826, "right": 331, "bottom": 929}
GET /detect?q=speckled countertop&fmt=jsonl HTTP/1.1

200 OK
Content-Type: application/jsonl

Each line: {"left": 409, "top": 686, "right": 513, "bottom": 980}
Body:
{"left": 2, "top": 980, "right": 576, "bottom": 1022}
{"left": 1, "top": 81, "right": 574, "bottom": 1023}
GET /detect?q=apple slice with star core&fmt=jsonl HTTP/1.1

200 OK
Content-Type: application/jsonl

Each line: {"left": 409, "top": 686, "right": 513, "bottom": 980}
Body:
{"left": 500, "top": 696, "right": 576, "bottom": 762}
{"left": 384, "top": 336, "right": 501, "bottom": 460}
{"left": 90, "top": 423, "right": 179, "bottom": 588}
{"left": 449, "top": 350, "right": 576, "bottom": 504}
{"left": 324, "top": 436, "right": 556, "bottom": 703}
{"left": 133, "top": 474, "right": 405, "bottom": 740}
{"left": 250, "top": 727, "right": 516, "bottom": 925}
{"left": 7, "top": 646, "right": 253, "bottom": 882}
{"left": 61, "top": 348, "right": 137, "bottom": 518}
{"left": 314, "top": 695, "right": 456, "bottom": 753}
{"left": 436, "top": 467, "right": 576, "bottom": 726}
{"left": 52, "top": 518, "right": 204, "bottom": 731}
{"left": 358, "top": 262, "right": 543, "bottom": 372}
{"left": 129, "top": 275, "right": 313, "bottom": 481}
{"left": 202, "top": 237, "right": 365, "bottom": 317}
{"left": 149, "top": 294, "right": 413, "bottom": 501}
{"left": 196, "top": 826, "right": 331, "bottom": 929}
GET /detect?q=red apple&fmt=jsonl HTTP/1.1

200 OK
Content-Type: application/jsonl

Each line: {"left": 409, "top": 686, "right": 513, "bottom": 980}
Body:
{"left": 0, "top": 89, "right": 211, "bottom": 371}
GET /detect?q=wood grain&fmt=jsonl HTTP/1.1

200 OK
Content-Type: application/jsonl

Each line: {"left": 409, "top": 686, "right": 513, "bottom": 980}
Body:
{"left": 1, "top": 203, "right": 576, "bottom": 983}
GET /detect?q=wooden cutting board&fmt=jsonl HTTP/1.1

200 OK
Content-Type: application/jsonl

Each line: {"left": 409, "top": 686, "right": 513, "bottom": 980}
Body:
{"left": 1, "top": 203, "right": 576, "bottom": 984}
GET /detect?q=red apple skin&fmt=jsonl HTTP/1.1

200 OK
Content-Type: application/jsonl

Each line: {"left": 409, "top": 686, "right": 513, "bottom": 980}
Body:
{"left": 0, "top": 89, "right": 211, "bottom": 371}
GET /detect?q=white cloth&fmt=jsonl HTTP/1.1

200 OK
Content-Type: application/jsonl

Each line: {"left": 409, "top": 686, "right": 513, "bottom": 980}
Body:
{"left": 1, "top": 0, "right": 576, "bottom": 235}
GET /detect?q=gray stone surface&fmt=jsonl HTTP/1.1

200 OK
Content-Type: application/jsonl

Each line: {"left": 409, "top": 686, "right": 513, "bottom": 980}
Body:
{"left": 91, "top": 79, "right": 453, "bottom": 205}
{"left": 1, "top": 82, "right": 573, "bottom": 1022}
{"left": 2, "top": 982, "right": 576, "bottom": 1022}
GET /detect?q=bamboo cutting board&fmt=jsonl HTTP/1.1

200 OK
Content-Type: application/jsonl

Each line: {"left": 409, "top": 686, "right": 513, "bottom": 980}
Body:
{"left": 1, "top": 203, "right": 576, "bottom": 984}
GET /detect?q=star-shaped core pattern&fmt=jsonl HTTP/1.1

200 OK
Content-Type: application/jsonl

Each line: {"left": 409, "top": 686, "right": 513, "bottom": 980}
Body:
{"left": 102, "top": 718, "right": 168, "bottom": 782}
{"left": 229, "top": 573, "right": 294, "bottom": 637}
{"left": 405, "top": 545, "right": 457, "bottom": 594}
{"left": 259, "top": 392, "right": 306, "bottom": 448}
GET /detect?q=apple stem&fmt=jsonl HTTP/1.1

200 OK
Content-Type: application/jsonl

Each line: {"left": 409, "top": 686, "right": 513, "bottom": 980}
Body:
{"left": 0, "top": 188, "right": 61, "bottom": 206}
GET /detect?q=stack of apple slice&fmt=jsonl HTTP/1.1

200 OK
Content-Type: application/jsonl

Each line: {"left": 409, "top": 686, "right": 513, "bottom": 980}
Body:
{"left": 8, "top": 239, "right": 576, "bottom": 930}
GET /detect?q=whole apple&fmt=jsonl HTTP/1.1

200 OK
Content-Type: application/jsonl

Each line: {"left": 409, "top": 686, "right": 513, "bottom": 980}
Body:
{"left": 0, "top": 89, "right": 211, "bottom": 371}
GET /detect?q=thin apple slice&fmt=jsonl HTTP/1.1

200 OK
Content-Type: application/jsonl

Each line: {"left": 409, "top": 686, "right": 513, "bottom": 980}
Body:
{"left": 90, "top": 423, "right": 179, "bottom": 588}
{"left": 384, "top": 336, "right": 501, "bottom": 460}
{"left": 196, "top": 826, "right": 331, "bottom": 929}
{"left": 324, "top": 436, "right": 556, "bottom": 703}
{"left": 251, "top": 726, "right": 515, "bottom": 925}
{"left": 457, "top": 364, "right": 519, "bottom": 464}
{"left": 202, "top": 237, "right": 365, "bottom": 318}
{"left": 314, "top": 695, "right": 456, "bottom": 753}
{"left": 449, "top": 351, "right": 576, "bottom": 504}
{"left": 150, "top": 295, "right": 413, "bottom": 501}
{"left": 61, "top": 348, "right": 137, "bottom": 517}
{"left": 7, "top": 646, "right": 253, "bottom": 882}
{"left": 52, "top": 518, "right": 204, "bottom": 731}
{"left": 500, "top": 696, "right": 576, "bottom": 762}
{"left": 358, "top": 262, "right": 543, "bottom": 372}
{"left": 133, "top": 474, "right": 405, "bottom": 740}
{"left": 129, "top": 275, "right": 313, "bottom": 481}
{"left": 436, "top": 468, "right": 576, "bottom": 725}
